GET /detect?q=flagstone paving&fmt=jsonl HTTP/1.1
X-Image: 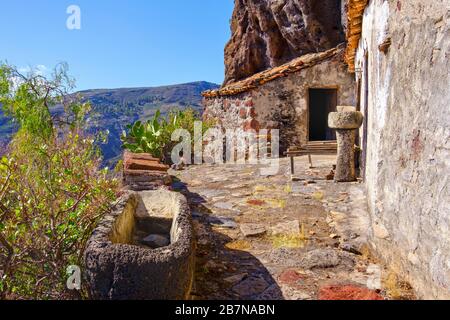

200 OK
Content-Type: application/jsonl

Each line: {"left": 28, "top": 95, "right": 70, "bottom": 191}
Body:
{"left": 171, "top": 156, "right": 415, "bottom": 300}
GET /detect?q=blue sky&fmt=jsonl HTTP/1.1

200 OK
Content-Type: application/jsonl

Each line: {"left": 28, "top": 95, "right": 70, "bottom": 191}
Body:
{"left": 0, "top": 0, "right": 234, "bottom": 90}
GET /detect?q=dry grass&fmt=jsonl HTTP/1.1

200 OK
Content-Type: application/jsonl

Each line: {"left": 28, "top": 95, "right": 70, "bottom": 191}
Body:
{"left": 360, "top": 245, "right": 373, "bottom": 261}
{"left": 225, "top": 240, "right": 252, "bottom": 251}
{"left": 312, "top": 191, "right": 324, "bottom": 201}
{"left": 270, "top": 224, "right": 308, "bottom": 249}
{"left": 271, "top": 234, "right": 306, "bottom": 249}
{"left": 383, "top": 272, "right": 415, "bottom": 300}
{"left": 267, "top": 198, "right": 287, "bottom": 209}
{"left": 284, "top": 184, "right": 293, "bottom": 194}
{"left": 254, "top": 185, "right": 268, "bottom": 193}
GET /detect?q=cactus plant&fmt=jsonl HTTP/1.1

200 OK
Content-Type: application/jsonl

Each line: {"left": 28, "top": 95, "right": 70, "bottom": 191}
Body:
{"left": 121, "top": 108, "right": 216, "bottom": 162}
{"left": 121, "top": 110, "right": 166, "bottom": 158}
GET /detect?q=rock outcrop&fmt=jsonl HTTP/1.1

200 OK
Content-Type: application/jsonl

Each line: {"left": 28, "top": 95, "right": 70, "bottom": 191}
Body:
{"left": 224, "top": 0, "right": 345, "bottom": 84}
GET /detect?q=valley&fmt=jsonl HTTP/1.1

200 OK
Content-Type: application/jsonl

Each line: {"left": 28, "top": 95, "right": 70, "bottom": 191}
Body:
{"left": 0, "top": 81, "right": 218, "bottom": 166}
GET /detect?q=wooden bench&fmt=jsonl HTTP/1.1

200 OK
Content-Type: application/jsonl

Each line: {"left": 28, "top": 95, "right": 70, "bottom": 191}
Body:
{"left": 285, "top": 141, "right": 337, "bottom": 175}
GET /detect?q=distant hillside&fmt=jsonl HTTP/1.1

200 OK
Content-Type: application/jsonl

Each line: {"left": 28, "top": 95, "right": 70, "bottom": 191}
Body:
{"left": 0, "top": 81, "right": 219, "bottom": 166}
{"left": 0, "top": 109, "right": 17, "bottom": 154}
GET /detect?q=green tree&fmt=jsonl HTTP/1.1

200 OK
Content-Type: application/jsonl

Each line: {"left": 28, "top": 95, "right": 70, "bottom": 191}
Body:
{"left": 0, "top": 63, "right": 118, "bottom": 299}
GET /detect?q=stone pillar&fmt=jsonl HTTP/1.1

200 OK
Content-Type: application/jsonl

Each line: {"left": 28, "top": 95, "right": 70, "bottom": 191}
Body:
{"left": 328, "top": 109, "right": 363, "bottom": 182}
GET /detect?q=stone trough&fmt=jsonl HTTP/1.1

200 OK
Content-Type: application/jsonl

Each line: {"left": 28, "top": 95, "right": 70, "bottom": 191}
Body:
{"left": 84, "top": 190, "right": 195, "bottom": 300}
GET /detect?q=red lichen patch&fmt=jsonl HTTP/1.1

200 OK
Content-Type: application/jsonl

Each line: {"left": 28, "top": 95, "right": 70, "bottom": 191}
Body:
{"left": 397, "top": 1, "right": 401, "bottom": 11}
{"left": 223, "top": 99, "right": 231, "bottom": 111}
{"left": 318, "top": 285, "right": 384, "bottom": 300}
{"left": 278, "top": 270, "right": 305, "bottom": 286}
{"left": 249, "top": 107, "right": 257, "bottom": 118}
{"left": 235, "top": 100, "right": 241, "bottom": 107}
{"left": 239, "top": 107, "right": 248, "bottom": 119}
{"left": 411, "top": 130, "right": 424, "bottom": 160}
{"left": 244, "top": 99, "right": 254, "bottom": 107}
{"left": 247, "top": 199, "right": 266, "bottom": 206}
{"left": 244, "top": 119, "right": 260, "bottom": 132}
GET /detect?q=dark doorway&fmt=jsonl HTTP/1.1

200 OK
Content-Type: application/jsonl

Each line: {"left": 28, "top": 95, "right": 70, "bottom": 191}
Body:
{"left": 309, "top": 88, "right": 337, "bottom": 141}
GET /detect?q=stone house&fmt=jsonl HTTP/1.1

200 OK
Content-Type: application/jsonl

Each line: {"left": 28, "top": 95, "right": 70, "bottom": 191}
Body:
{"left": 202, "top": 46, "right": 356, "bottom": 152}
{"left": 345, "top": 0, "right": 450, "bottom": 299}
{"left": 203, "top": 0, "right": 449, "bottom": 299}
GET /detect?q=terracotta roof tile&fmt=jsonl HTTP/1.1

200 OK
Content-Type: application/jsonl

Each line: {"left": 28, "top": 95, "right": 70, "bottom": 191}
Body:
{"left": 345, "top": 0, "right": 370, "bottom": 73}
{"left": 203, "top": 45, "right": 345, "bottom": 98}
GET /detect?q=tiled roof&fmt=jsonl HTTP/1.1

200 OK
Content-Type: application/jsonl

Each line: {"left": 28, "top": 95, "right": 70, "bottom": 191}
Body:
{"left": 202, "top": 46, "right": 345, "bottom": 98}
{"left": 344, "top": 0, "right": 370, "bottom": 73}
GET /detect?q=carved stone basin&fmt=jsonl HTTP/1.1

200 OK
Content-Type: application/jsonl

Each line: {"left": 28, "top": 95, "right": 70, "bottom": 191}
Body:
{"left": 84, "top": 190, "right": 195, "bottom": 300}
{"left": 328, "top": 111, "right": 364, "bottom": 130}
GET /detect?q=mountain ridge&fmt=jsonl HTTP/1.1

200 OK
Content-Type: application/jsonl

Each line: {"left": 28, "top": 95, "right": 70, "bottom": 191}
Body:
{"left": 0, "top": 81, "right": 219, "bottom": 165}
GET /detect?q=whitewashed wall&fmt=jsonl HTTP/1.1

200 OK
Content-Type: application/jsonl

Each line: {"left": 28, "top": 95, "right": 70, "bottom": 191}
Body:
{"left": 355, "top": 0, "right": 450, "bottom": 299}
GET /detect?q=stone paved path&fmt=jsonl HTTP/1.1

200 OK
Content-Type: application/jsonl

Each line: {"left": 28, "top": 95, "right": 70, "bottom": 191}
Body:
{"left": 171, "top": 156, "right": 414, "bottom": 300}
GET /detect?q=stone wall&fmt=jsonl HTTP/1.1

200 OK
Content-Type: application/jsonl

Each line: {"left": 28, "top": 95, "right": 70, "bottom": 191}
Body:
{"left": 355, "top": 0, "right": 450, "bottom": 299}
{"left": 204, "top": 54, "right": 355, "bottom": 153}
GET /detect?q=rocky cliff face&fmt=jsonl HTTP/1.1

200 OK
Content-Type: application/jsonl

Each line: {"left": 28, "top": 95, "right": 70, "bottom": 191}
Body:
{"left": 224, "top": 0, "right": 345, "bottom": 84}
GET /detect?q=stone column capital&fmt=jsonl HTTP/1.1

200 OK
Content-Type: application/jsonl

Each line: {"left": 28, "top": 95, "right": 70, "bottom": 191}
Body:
{"left": 328, "top": 111, "right": 364, "bottom": 130}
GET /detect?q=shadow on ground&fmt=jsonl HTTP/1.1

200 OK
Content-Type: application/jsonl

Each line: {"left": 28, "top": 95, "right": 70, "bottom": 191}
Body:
{"left": 172, "top": 180, "right": 284, "bottom": 300}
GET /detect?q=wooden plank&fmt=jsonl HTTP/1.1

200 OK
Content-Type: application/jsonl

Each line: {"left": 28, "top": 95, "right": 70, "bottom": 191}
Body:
{"left": 304, "top": 145, "right": 337, "bottom": 147}
{"left": 286, "top": 151, "right": 337, "bottom": 156}
{"left": 306, "top": 141, "right": 337, "bottom": 144}
{"left": 290, "top": 143, "right": 337, "bottom": 148}
{"left": 305, "top": 145, "right": 337, "bottom": 148}
{"left": 288, "top": 148, "right": 337, "bottom": 152}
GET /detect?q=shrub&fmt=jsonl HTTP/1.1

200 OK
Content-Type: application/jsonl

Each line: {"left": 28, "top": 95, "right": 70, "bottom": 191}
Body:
{"left": 120, "top": 110, "right": 166, "bottom": 158}
{"left": 121, "top": 108, "right": 215, "bottom": 163}
{"left": 0, "top": 63, "right": 118, "bottom": 299}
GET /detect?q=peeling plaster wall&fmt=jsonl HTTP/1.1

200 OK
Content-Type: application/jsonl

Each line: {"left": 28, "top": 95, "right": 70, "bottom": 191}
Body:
{"left": 203, "top": 55, "right": 355, "bottom": 152}
{"left": 356, "top": 0, "right": 450, "bottom": 299}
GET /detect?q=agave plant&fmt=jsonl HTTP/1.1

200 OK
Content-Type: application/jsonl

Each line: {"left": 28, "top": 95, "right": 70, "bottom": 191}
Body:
{"left": 121, "top": 110, "right": 166, "bottom": 158}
